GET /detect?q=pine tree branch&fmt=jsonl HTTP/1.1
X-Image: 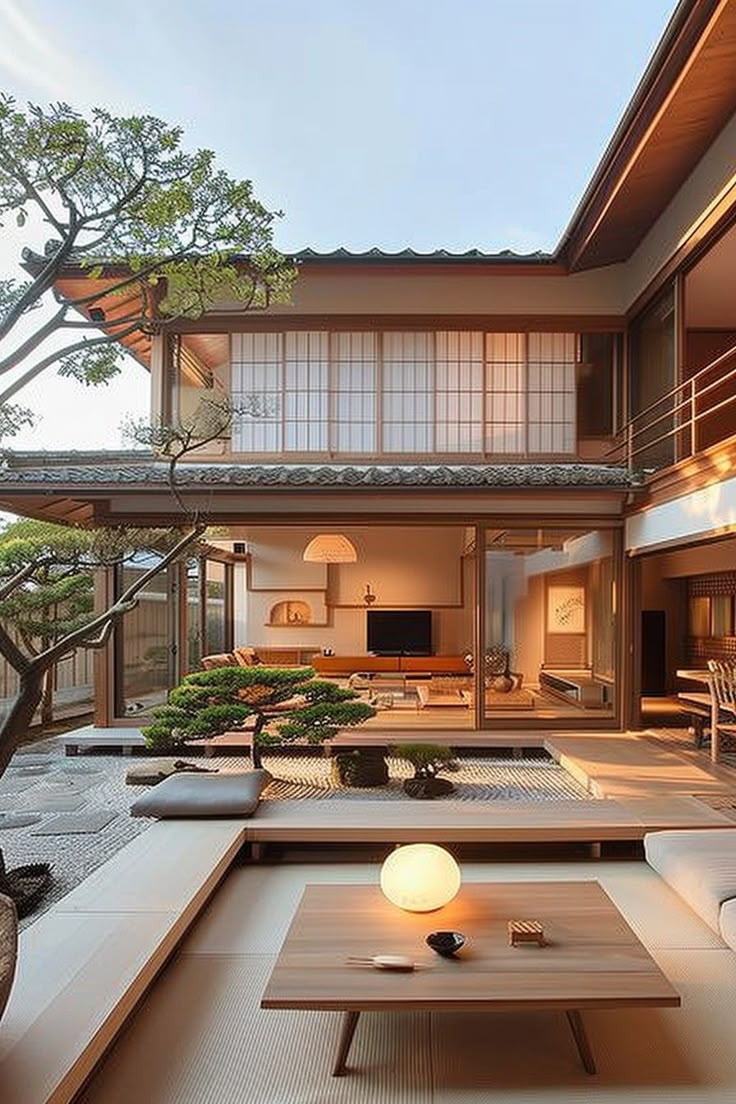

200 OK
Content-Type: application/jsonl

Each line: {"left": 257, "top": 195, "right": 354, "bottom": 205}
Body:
{"left": 31, "top": 524, "right": 203, "bottom": 671}
{"left": 0, "top": 620, "right": 30, "bottom": 674}
{"left": 0, "top": 324, "right": 140, "bottom": 404}
{"left": 0, "top": 305, "right": 68, "bottom": 376}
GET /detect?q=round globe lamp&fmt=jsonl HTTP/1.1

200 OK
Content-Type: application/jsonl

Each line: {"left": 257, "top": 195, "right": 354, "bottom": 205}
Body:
{"left": 380, "top": 844, "right": 461, "bottom": 912}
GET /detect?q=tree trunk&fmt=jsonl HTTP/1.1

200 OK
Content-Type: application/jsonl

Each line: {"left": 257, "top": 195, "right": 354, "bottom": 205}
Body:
{"left": 0, "top": 668, "right": 45, "bottom": 778}
{"left": 251, "top": 715, "right": 265, "bottom": 770}
{"left": 40, "top": 665, "right": 54, "bottom": 727}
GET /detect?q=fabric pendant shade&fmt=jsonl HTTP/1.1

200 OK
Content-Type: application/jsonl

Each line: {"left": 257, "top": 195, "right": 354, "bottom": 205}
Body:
{"left": 302, "top": 534, "right": 358, "bottom": 563}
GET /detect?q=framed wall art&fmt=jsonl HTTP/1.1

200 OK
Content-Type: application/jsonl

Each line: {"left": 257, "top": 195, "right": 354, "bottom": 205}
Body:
{"left": 547, "top": 585, "right": 586, "bottom": 634}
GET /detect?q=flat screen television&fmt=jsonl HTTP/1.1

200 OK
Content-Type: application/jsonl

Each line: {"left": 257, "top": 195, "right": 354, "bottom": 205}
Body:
{"left": 367, "top": 610, "right": 432, "bottom": 656}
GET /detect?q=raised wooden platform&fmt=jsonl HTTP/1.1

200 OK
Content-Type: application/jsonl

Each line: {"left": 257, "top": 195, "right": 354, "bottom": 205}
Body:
{"left": 246, "top": 794, "right": 730, "bottom": 846}
{"left": 0, "top": 820, "right": 243, "bottom": 1104}
{"left": 3, "top": 728, "right": 736, "bottom": 1104}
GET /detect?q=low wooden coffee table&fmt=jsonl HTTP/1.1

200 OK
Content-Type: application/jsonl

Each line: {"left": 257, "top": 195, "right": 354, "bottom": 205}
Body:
{"left": 261, "top": 881, "right": 679, "bottom": 1076}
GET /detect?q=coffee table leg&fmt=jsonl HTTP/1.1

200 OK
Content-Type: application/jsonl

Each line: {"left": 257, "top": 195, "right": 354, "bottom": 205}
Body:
{"left": 332, "top": 1011, "right": 360, "bottom": 1076}
{"left": 566, "top": 1010, "right": 597, "bottom": 1075}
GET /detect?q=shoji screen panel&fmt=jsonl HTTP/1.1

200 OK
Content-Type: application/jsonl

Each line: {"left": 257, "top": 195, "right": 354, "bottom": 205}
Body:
{"left": 284, "top": 331, "right": 329, "bottom": 452}
{"left": 485, "top": 333, "right": 526, "bottom": 454}
{"left": 435, "top": 331, "right": 484, "bottom": 452}
{"left": 333, "top": 332, "right": 377, "bottom": 453}
{"left": 231, "top": 333, "right": 283, "bottom": 452}
{"left": 382, "top": 332, "right": 434, "bottom": 453}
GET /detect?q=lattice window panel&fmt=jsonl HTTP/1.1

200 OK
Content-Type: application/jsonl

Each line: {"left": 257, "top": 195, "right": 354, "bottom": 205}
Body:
{"left": 333, "top": 332, "right": 377, "bottom": 453}
{"left": 435, "top": 331, "right": 484, "bottom": 452}
{"left": 230, "top": 328, "right": 578, "bottom": 458}
{"left": 231, "top": 333, "right": 282, "bottom": 452}
{"left": 687, "top": 637, "right": 736, "bottom": 663}
{"left": 382, "top": 332, "right": 434, "bottom": 453}
{"left": 284, "top": 332, "right": 328, "bottom": 452}
{"left": 485, "top": 333, "right": 526, "bottom": 453}
{"left": 545, "top": 635, "right": 587, "bottom": 667}
{"left": 689, "top": 573, "right": 736, "bottom": 597}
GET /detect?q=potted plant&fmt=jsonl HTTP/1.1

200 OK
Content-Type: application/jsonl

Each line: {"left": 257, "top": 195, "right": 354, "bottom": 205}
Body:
{"left": 332, "top": 746, "right": 389, "bottom": 788}
{"left": 392, "top": 743, "right": 457, "bottom": 799}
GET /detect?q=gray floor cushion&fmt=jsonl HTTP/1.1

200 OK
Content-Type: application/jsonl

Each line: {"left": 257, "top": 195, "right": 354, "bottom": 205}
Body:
{"left": 720, "top": 896, "right": 736, "bottom": 952}
{"left": 130, "top": 770, "right": 272, "bottom": 819}
{"left": 644, "top": 828, "right": 736, "bottom": 932}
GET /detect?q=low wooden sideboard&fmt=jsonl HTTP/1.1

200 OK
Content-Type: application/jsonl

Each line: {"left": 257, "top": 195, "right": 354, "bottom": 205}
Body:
{"left": 312, "top": 654, "right": 470, "bottom": 677}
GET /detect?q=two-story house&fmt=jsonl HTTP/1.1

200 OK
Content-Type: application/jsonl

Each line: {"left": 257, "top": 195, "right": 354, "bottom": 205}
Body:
{"left": 2, "top": 0, "right": 736, "bottom": 745}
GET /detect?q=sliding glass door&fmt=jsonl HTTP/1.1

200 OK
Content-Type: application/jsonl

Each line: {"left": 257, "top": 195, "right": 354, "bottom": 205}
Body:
{"left": 481, "top": 525, "right": 620, "bottom": 726}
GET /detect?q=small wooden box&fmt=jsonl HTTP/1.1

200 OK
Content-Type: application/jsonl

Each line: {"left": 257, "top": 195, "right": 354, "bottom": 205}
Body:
{"left": 508, "top": 919, "right": 545, "bottom": 947}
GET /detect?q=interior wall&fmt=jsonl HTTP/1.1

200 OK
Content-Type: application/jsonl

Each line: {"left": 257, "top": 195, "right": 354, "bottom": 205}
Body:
{"left": 233, "top": 526, "right": 473, "bottom": 656}
{"left": 640, "top": 551, "right": 699, "bottom": 690}
{"left": 511, "top": 572, "right": 544, "bottom": 681}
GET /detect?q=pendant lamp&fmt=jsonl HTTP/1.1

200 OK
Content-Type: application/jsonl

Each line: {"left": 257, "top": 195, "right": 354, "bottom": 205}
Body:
{"left": 302, "top": 534, "right": 357, "bottom": 563}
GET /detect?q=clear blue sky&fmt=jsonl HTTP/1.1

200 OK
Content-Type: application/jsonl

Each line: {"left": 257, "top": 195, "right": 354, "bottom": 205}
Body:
{"left": 0, "top": 0, "right": 678, "bottom": 448}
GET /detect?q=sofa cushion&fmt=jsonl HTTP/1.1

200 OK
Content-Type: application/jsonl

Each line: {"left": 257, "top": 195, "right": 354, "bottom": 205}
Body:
{"left": 130, "top": 769, "right": 272, "bottom": 819}
{"left": 644, "top": 828, "right": 736, "bottom": 932}
{"left": 233, "top": 647, "right": 261, "bottom": 667}
{"left": 719, "top": 896, "right": 736, "bottom": 952}
{"left": 201, "top": 653, "right": 236, "bottom": 670}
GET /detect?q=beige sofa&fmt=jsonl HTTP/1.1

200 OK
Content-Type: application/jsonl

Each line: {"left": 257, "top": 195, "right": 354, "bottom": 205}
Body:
{"left": 201, "top": 647, "right": 261, "bottom": 670}
{"left": 645, "top": 828, "right": 736, "bottom": 951}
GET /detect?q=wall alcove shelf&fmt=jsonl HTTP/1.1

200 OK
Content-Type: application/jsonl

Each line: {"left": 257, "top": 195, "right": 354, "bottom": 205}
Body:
{"left": 266, "top": 599, "right": 328, "bottom": 628}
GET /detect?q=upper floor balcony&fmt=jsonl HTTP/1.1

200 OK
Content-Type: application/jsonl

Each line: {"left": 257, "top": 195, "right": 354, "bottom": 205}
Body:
{"left": 166, "top": 326, "right": 623, "bottom": 465}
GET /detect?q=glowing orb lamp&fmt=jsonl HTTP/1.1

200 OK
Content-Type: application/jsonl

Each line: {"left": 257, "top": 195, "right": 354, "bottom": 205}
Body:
{"left": 380, "top": 844, "right": 461, "bottom": 912}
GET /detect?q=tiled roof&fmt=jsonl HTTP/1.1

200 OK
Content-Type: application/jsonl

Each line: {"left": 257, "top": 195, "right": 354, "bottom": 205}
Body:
{"left": 292, "top": 247, "right": 554, "bottom": 265}
{"left": 0, "top": 453, "right": 641, "bottom": 490}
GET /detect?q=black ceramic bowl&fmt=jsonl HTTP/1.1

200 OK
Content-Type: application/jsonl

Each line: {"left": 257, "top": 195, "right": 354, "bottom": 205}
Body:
{"left": 426, "top": 930, "right": 466, "bottom": 957}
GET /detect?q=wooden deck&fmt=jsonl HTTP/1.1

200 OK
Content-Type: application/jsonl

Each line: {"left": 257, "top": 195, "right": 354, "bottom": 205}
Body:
{"left": 241, "top": 731, "right": 736, "bottom": 847}
{"left": 246, "top": 793, "right": 730, "bottom": 845}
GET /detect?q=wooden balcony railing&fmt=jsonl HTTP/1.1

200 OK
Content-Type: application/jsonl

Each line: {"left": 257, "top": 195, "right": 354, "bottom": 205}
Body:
{"left": 610, "top": 341, "right": 736, "bottom": 472}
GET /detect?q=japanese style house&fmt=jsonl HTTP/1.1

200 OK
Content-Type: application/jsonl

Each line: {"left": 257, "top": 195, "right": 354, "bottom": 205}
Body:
{"left": 2, "top": 0, "right": 736, "bottom": 740}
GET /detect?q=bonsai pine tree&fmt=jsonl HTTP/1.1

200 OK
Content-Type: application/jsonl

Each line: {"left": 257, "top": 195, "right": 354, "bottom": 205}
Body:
{"left": 144, "top": 665, "right": 376, "bottom": 768}
{"left": 392, "top": 743, "right": 457, "bottom": 799}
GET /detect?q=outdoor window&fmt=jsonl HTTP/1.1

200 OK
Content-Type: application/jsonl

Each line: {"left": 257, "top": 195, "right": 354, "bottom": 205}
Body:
{"left": 577, "top": 332, "right": 621, "bottom": 436}
{"left": 629, "top": 285, "right": 676, "bottom": 467}
{"left": 205, "top": 560, "right": 230, "bottom": 655}
{"left": 186, "top": 559, "right": 202, "bottom": 672}
{"left": 115, "top": 556, "right": 174, "bottom": 717}
{"left": 226, "top": 329, "right": 581, "bottom": 458}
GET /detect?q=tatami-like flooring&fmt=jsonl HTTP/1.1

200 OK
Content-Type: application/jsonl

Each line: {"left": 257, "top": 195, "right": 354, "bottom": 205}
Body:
{"left": 78, "top": 857, "right": 736, "bottom": 1104}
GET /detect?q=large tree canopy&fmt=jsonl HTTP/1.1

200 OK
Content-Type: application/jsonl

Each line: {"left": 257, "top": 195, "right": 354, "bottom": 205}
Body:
{"left": 0, "top": 94, "right": 296, "bottom": 434}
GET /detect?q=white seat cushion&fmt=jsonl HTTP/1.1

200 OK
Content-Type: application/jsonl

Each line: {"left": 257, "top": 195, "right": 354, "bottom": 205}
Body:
{"left": 720, "top": 897, "right": 736, "bottom": 952}
{"left": 644, "top": 829, "right": 736, "bottom": 932}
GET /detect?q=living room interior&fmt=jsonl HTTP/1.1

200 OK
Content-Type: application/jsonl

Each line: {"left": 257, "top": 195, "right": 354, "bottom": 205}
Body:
{"left": 196, "top": 522, "right": 620, "bottom": 729}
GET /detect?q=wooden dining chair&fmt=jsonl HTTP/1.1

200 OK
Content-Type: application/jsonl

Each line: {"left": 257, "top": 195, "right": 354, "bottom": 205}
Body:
{"left": 706, "top": 659, "right": 736, "bottom": 761}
